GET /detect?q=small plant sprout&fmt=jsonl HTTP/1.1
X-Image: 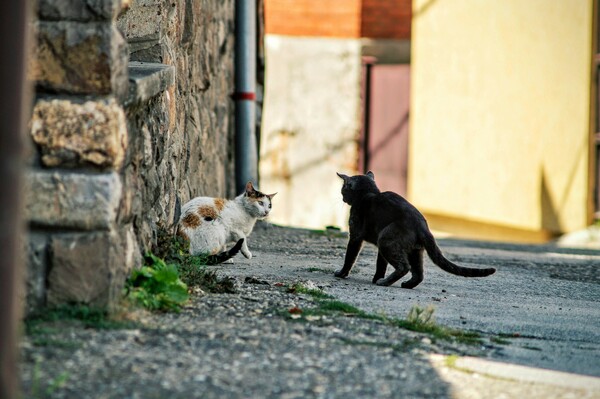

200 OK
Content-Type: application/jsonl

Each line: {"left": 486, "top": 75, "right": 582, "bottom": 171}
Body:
{"left": 407, "top": 305, "right": 436, "bottom": 327}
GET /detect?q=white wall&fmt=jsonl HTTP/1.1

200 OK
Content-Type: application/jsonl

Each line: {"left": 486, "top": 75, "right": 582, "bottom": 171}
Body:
{"left": 260, "top": 35, "right": 362, "bottom": 230}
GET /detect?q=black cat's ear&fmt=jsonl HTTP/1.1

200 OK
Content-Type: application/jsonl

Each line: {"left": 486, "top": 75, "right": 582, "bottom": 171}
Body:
{"left": 336, "top": 172, "right": 349, "bottom": 180}
{"left": 366, "top": 171, "right": 375, "bottom": 180}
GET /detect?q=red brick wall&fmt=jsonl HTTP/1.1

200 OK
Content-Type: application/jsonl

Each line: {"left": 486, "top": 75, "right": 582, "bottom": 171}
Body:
{"left": 265, "top": 0, "right": 411, "bottom": 39}
{"left": 265, "top": 0, "right": 361, "bottom": 38}
{"left": 361, "top": 0, "right": 411, "bottom": 39}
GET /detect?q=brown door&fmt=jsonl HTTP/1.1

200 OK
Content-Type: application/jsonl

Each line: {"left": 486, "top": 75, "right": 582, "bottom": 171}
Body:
{"left": 361, "top": 63, "right": 410, "bottom": 197}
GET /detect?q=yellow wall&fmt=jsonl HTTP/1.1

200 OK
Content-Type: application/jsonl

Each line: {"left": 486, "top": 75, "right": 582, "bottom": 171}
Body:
{"left": 410, "top": 0, "right": 594, "bottom": 239}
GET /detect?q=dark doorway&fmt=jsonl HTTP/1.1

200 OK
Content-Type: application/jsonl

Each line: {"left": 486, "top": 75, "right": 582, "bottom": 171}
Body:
{"left": 361, "top": 62, "right": 410, "bottom": 197}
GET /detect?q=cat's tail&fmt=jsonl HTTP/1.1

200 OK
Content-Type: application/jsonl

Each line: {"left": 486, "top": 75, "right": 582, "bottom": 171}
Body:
{"left": 205, "top": 239, "right": 244, "bottom": 265}
{"left": 423, "top": 233, "right": 496, "bottom": 277}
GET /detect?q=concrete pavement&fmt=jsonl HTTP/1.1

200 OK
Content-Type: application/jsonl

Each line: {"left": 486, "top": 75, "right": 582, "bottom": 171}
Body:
{"left": 19, "top": 222, "right": 600, "bottom": 398}
{"left": 237, "top": 223, "right": 600, "bottom": 379}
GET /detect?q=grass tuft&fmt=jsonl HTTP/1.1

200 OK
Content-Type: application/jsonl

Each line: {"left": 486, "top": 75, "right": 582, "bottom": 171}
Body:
{"left": 24, "top": 304, "right": 140, "bottom": 352}
{"left": 26, "top": 305, "right": 138, "bottom": 332}
{"left": 125, "top": 253, "right": 189, "bottom": 312}
{"left": 152, "top": 227, "right": 237, "bottom": 294}
{"left": 307, "top": 227, "right": 346, "bottom": 239}
{"left": 29, "top": 359, "right": 70, "bottom": 398}
{"left": 288, "top": 283, "right": 334, "bottom": 300}
{"left": 283, "top": 291, "right": 483, "bottom": 345}
{"left": 393, "top": 305, "right": 482, "bottom": 345}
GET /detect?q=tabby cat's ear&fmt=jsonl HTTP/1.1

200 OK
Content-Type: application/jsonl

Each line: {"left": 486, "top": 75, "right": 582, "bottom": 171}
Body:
{"left": 266, "top": 192, "right": 277, "bottom": 199}
{"left": 245, "top": 181, "right": 256, "bottom": 195}
{"left": 336, "top": 172, "right": 349, "bottom": 180}
{"left": 366, "top": 171, "right": 375, "bottom": 180}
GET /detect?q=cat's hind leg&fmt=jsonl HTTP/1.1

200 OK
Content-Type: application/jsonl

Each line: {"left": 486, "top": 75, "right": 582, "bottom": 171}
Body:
{"left": 375, "top": 258, "right": 410, "bottom": 286}
{"left": 374, "top": 247, "right": 410, "bottom": 286}
{"left": 372, "top": 251, "right": 388, "bottom": 284}
{"left": 375, "top": 225, "right": 411, "bottom": 286}
{"left": 401, "top": 249, "right": 424, "bottom": 289}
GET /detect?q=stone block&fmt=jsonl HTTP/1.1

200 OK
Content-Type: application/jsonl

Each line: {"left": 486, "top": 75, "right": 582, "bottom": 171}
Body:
{"left": 30, "top": 98, "right": 127, "bottom": 168}
{"left": 38, "top": 0, "right": 124, "bottom": 22}
{"left": 24, "top": 233, "right": 49, "bottom": 315}
{"left": 47, "top": 225, "right": 140, "bottom": 309}
{"left": 31, "top": 21, "right": 128, "bottom": 96}
{"left": 116, "top": 1, "right": 163, "bottom": 43}
{"left": 116, "top": 0, "right": 164, "bottom": 62}
{"left": 126, "top": 62, "right": 176, "bottom": 105}
{"left": 25, "top": 170, "right": 122, "bottom": 230}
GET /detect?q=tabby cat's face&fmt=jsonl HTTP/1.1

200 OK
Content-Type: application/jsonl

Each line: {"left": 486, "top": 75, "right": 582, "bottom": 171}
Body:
{"left": 248, "top": 195, "right": 273, "bottom": 219}
{"left": 337, "top": 171, "right": 379, "bottom": 205}
{"left": 244, "top": 181, "right": 276, "bottom": 219}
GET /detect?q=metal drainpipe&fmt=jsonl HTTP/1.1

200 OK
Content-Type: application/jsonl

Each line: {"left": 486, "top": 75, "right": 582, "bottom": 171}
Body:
{"left": 233, "top": 0, "right": 258, "bottom": 194}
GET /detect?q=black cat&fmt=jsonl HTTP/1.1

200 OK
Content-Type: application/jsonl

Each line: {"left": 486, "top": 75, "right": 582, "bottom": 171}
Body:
{"left": 335, "top": 171, "right": 496, "bottom": 288}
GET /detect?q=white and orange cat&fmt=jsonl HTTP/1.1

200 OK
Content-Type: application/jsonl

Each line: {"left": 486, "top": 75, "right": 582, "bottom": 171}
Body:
{"left": 177, "top": 182, "right": 276, "bottom": 263}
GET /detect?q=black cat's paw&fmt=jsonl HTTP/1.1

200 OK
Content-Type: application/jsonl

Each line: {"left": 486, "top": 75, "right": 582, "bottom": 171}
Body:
{"left": 334, "top": 269, "right": 348, "bottom": 278}
{"left": 372, "top": 275, "right": 385, "bottom": 284}
{"left": 375, "top": 278, "right": 390, "bottom": 286}
{"left": 400, "top": 281, "right": 417, "bottom": 289}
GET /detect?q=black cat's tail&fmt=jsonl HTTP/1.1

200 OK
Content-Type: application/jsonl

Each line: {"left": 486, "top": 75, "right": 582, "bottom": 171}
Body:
{"left": 204, "top": 239, "right": 244, "bottom": 265}
{"left": 423, "top": 233, "right": 496, "bottom": 277}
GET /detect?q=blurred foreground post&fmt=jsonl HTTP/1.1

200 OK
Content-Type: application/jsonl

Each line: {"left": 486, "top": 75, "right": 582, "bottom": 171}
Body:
{"left": 0, "top": 0, "right": 30, "bottom": 398}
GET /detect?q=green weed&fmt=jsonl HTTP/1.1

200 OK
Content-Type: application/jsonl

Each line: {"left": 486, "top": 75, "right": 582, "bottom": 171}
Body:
{"left": 181, "top": 265, "right": 236, "bottom": 293}
{"left": 153, "top": 227, "right": 190, "bottom": 260}
{"left": 25, "top": 305, "right": 138, "bottom": 333}
{"left": 125, "top": 253, "right": 189, "bottom": 312}
{"left": 445, "top": 354, "right": 459, "bottom": 368}
{"left": 407, "top": 305, "right": 436, "bottom": 326}
{"left": 308, "top": 226, "right": 346, "bottom": 239}
{"left": 24, "top": 305, "right": 139, "bottom": 363}
{"left": 490, "top": 336, "right": 511, "bottom": 345}
{"left": 288, "top": 283, "right": 334, "bottom": 300}
{"left": 394, "top": 305, "right": 482, "bottom": 345}
{"left": 151, "top": 227, "right": 237, "bottom": 293}
{"left": 29, "top": 359, "right": 69, "bottom": 398}
{"left": 284, "top": 296, "right": 384, "bottom": 322}
{"left": 283, "top": 294, "right": 482, "bottom": 345}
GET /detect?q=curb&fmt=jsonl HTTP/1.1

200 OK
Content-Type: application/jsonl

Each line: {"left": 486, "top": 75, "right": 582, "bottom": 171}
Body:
{"left": 429, "top": 354, "right": 600, "bottom": 398}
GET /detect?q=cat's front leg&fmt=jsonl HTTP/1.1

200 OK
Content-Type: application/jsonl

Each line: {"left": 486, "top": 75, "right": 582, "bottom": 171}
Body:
{"left": 238, "top": 234, "right": 252, "bottom": 259}
{"left": 241, "top": 239, "right": 252, "bottom": 259}
{"left": 335, "top": 238, "right": 363, "bottom": 278}
{"left": 230, "top": 231, "right": 252, "bottom": 259}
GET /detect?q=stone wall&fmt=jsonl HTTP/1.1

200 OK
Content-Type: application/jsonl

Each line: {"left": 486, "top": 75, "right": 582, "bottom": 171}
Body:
{"left": 25, "top": 0, "right": 237, "bottom": 313}
{"left": 118, "top": 0, "right": 236, "bottom": 247}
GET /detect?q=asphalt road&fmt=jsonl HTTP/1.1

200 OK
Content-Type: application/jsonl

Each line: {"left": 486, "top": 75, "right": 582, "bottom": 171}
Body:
{"left": 227, "top": 223, "right": 600, "bottom": 378}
